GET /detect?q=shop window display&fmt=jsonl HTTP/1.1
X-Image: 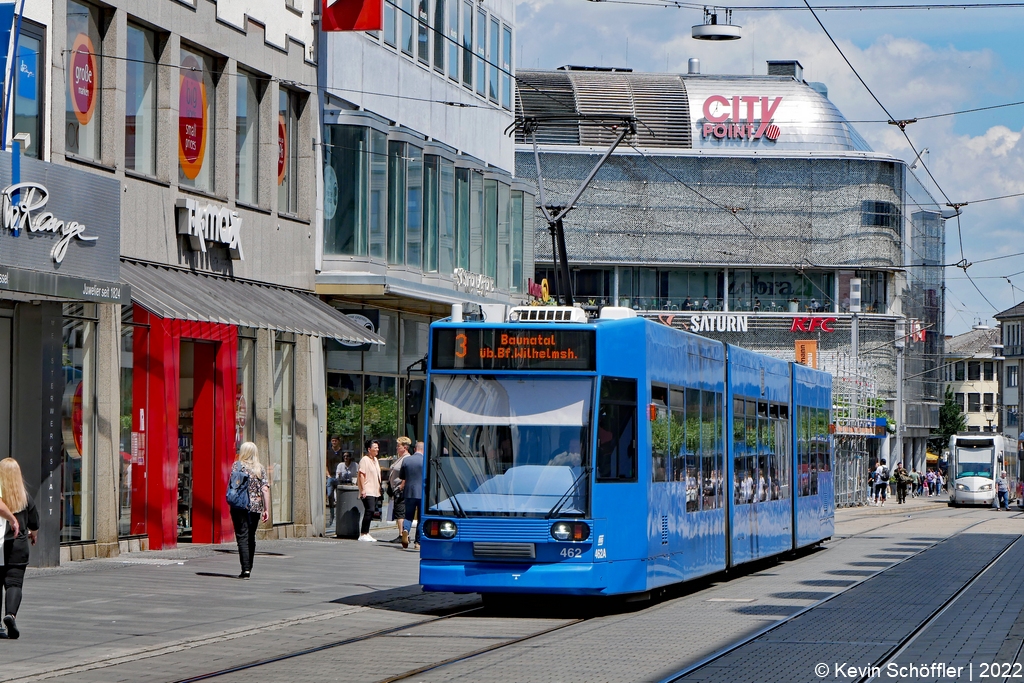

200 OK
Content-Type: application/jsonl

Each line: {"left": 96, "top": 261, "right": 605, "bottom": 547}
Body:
{"left": 118, "top": 307, "right": 148, "bottom": 538}
{"left": 62, "top": 304, "right": 96, "bottom": 543}
{"left": 271, "top": 338, "right": 295, "bottom": 523}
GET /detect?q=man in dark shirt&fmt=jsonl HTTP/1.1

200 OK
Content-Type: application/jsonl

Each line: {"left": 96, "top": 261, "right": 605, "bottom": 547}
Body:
{"left": 398, "top": 447, "right": 424, "bottom": 549}
{"left": 326, "top": 436, "right": 344, "bottom": 524}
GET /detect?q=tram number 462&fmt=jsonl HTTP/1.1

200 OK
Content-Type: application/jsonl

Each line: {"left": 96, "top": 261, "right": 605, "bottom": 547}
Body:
{"left": 560, "top": 548, "right": 583, "bottom": 558}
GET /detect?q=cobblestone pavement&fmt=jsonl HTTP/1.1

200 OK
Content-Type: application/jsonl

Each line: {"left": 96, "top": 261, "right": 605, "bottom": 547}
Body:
{"left": 1, "top": 500, "right": 1020, "bottom": 683}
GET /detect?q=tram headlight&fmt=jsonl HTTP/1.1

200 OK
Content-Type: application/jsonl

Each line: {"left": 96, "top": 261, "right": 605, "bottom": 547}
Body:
{"left": 423, "top": 519, "right": 458, "bottom": 539}
{"left": 956, "top": 483, "right": 968, "bottom": 491}
{"left": 551, "top": 522, "right": 590, "bottom": 542}
{"left": 978, "top": 484, "right": 993, "bottom": 492}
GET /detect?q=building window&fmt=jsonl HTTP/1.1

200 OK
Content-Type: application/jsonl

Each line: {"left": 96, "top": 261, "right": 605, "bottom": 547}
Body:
{"left": 423, "top": 154, "right": 439, "bottom": 272}
{"left": 483, "top": 178, "right": 498, "bottom": 279}
{"left": 433, "top": 0, "right": 445, "bottom": 72}
{"left": 501, "top": 25, "right": 512, "bottom": 110}
{"left": 955, "top": 362, "right": 965, "bottom": 382}
{"left": 455, "top": 168, "right": 470, "bottom": 269}
{"left": 401, "top": 0, "right": 414, "bottom": 55}
{"left": 236, "top": 71, "right": 261, "bottom": 205}
{"left": 271, "top": 338, "right": 295, "bottom": 524}
{"left": 461, "top": 1, "right": 472, "bottom": 88}
{"left": 369, "top": 130, "right": 388, "bottom": 259}
{"left": 66, "top": 0, "right": 103, "bottom": 160}
{"left": 488, "top": 17, "right": 499, "bottom": 102}
{"left": 447, "top": 0, "right": 459, "bottom": 80}
{"left": 1008, "top": 366, "right": 1018, "bottom": 388}
{"left": 178, "top": 46, "right": 217, "bottom": 193}
{"left": 469, "top": 170, "right": 483, "bottom": 272}
{"left": 983, "top": 393, "right": 994, "bottom": 412}
{"left": 387, "top": 141, "right": 407, "bottom": 265}
{"left": 955, "top": 392, "right": 965, "bottom": 412}
{"left": 13, "top": 22, "right": 43, "bottom": 159}
{"left": 496, "top": 181, "right": 510, "bottom": 287}
{"left": 968, "top": 393, "right": 981, "bottom": 413}
{"left": 125, "top": 24, "right": 157, "bottom": 176}
{"left": 968, "top": 361, "right": 980, "bottom": 381}
{"left": 1008, "top": 407, "right": 1019, "bottom": 427}
{"left": 417, "top": 0, "right": 430, "bottom": 63}
{"left": 278, "top": 89, "right": 299, "bottom": 215}
{"left": 406, "top": 145, "right": 424, "bottom": 267}
{"left": 438, "top": 159, "right": 455, "bottom": 274}
{"left": 323, "top": 124, "right": 368, "bottom": 256}
{"left": 511, "top": 190, "right": 524, "bottom": 292}
{"left": 475, "top": 8, "right": 486, "bottom": 96}
{"left": 861, "top": 200, "right": 899, "bottom": 229}
{"left": 730, "top": 269, "right": 833, "bottom": 313}
{"left": 384, "top": 0, "right": 396, "bottom": 46}
{"left": 984, "top": 361, "right": 994, "bottom": 381}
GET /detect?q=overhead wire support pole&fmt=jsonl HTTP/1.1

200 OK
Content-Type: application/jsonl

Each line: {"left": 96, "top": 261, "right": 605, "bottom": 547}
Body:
{"left": 521, "top": 115, "right": 637, "bottom": 306}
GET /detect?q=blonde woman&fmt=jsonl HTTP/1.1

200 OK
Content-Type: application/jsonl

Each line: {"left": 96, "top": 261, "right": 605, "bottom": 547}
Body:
{"left": 0, "top": 458, "right": 37, "bottom": 639}
{"left": 228, "top": 442, "right": 270, "bottom": 580}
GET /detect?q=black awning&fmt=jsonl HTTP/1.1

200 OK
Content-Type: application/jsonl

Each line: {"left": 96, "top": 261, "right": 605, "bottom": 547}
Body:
{"left": 121, "top": 260, "right": 383, "bottom": 345}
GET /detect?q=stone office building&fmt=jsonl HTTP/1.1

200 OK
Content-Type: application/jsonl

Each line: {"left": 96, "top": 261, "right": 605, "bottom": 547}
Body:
{"left": 10, "top": 0, "right": 378, "bottom": 565}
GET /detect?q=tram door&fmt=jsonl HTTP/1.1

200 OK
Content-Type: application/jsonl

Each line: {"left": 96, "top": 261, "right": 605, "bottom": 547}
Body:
{"left": 591, "top": 377, "right": 646, "bottom": 576}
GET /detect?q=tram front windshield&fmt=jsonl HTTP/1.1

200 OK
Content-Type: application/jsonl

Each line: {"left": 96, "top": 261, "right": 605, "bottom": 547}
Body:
{"left": 427, "top": 375, "right": 592, "bottom": 517}
{"left": 956, "top": 442, "right": 994, "bottom": 479}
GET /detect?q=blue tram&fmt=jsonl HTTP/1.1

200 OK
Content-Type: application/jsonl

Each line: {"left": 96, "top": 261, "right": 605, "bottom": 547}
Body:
{"left": 417, "top": 307, "right": 833, "bottom": 597}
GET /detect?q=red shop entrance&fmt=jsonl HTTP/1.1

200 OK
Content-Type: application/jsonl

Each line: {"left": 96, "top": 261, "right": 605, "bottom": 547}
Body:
{"left": 130, "top": 305, "right": 237, "bottom": 550}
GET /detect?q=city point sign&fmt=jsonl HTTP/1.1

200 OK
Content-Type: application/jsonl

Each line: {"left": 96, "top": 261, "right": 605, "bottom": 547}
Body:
{"left": 701, "top": 95, "right": 782, "bottom": 142}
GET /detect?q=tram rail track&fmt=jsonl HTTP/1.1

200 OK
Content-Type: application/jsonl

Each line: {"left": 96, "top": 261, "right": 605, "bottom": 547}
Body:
{"left": 657, "top": 515, "right": 1012, "bottom": 683}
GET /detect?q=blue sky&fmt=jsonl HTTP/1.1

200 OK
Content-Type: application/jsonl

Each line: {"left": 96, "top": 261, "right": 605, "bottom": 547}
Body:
{"left": 515, "top": 0, "right": 1024, "bottom": 335}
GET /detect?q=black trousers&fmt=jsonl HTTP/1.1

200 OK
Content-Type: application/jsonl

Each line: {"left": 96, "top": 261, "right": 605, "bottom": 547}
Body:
{"left": 230, "top": 507, "right": 260, "bottom": 573}
{"left": 897, "top": 484, "right": 908, "bottom": 503}
{"left": 0, "top": 564, "right": 25, "bottom": 617}
{"left": 361, "top": 496, "right": 378, "bottom": 535}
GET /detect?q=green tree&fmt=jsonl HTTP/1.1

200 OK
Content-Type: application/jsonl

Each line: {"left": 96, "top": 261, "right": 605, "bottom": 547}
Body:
{"left": 930, "top": 385, "right": 966, "bottom": 452}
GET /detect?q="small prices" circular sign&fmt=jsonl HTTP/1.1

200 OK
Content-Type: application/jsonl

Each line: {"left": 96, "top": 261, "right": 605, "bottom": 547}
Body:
{"left": 278, "top": 115, "right": 288, "bottom": 184}
{"left": 178, "top": 54, "right": 208, "bottom": 180}
{"left": 69, "top": 33, "right": 97, "bottom": 126}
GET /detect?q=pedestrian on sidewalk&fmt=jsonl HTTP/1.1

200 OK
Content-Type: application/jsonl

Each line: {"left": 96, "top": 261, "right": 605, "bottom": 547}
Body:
{"left": 997, "top": 471, "right": 1011, "bottom": 510}
{"left": 874, "top": 459, "right": 889, "bottom": 507}
{"left": 399, "top": 443, "right": 424, "bottom": 549}
{"left": 0, "top": 458, "right": 38, "bottom": 639}
{"left": 228, "top": 442, "right": 270, "bottom": 580}
{"left": 357, "top": 439, "right": 382, "bottom": 542}
{"left": 910, "top": 469, "right": 920, "bottom": 498}
{"left": 926, "top": 469, "right": 935, "bottom": 496}
{"left": 895, "top": 464, "right": 911, "bottom": 504}
{"left": 386, "top": 437, "right": 412, "bottom": 543}
{"left": 326, "top": 436, "right": 345, "bottom": 526}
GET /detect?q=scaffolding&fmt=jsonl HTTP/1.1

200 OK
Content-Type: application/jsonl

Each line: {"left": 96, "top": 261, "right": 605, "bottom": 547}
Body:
{"left": 825, "top": 351, "right": 883, "bottom": 507}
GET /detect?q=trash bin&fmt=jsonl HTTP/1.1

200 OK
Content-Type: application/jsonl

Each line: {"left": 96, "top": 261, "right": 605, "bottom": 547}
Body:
{"left": 335, "top": 485, "right": 362, "bottom": 539}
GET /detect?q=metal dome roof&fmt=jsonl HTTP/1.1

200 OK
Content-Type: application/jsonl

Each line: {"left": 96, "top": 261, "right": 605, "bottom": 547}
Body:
{"left": 515, "top": 68, "right": 871, "bottom": 154}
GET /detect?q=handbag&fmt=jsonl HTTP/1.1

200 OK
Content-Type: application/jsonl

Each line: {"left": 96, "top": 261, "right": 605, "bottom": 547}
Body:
{"left": 226, "top": 465, "right": 251, "bottom": 510}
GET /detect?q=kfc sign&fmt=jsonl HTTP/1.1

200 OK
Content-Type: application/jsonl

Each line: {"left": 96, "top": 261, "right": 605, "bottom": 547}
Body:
{"left": 790, "top": 317, "right": 836, "bottom": 333}
{"left": 701, "top": 95, "right": 782, "bottom": 142}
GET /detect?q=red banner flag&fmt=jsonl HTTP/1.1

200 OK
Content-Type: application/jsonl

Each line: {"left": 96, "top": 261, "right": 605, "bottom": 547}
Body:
{"left": 322, "top": 0, "right": 383, "bottom": 31}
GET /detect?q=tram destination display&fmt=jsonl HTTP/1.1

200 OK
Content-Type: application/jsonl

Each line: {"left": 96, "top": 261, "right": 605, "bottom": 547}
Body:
{"left": 432, "top": 328, "right": 595, "bottom": 371}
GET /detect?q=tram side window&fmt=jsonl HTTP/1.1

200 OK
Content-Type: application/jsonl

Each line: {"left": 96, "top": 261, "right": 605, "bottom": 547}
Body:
{"left": 686, "top": 388, "right": 702, "bottom": 511}
{"left": 670, "top": 388, "right": 686, "bottom": 484}
{"left": 596, "top": 377, "right": 637, "bottom": 482}
{"left": 651, "top": 384, "right": 669, "bottom": 483}
{"left": 775, "top": 404, "right": 790, "bottom": 499}
{"left": 819, "top": 408, "right": 831, "bottom": 472}
{"left": 702, "top": 390, "right": 720, "bottom": 510}
{"left": 733, "top": 397, "right": 746, "bottom": 505}
{"left": 797, "top": 406, "right": 809, "bottom": 497}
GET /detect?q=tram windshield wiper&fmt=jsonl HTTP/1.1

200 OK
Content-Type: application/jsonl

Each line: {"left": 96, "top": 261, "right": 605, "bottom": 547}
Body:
{"left": 546, "top": 466, "right": 590, "bottom": 519}
{"left": 430, "top": 454, "right": 467, "bottom": 518}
